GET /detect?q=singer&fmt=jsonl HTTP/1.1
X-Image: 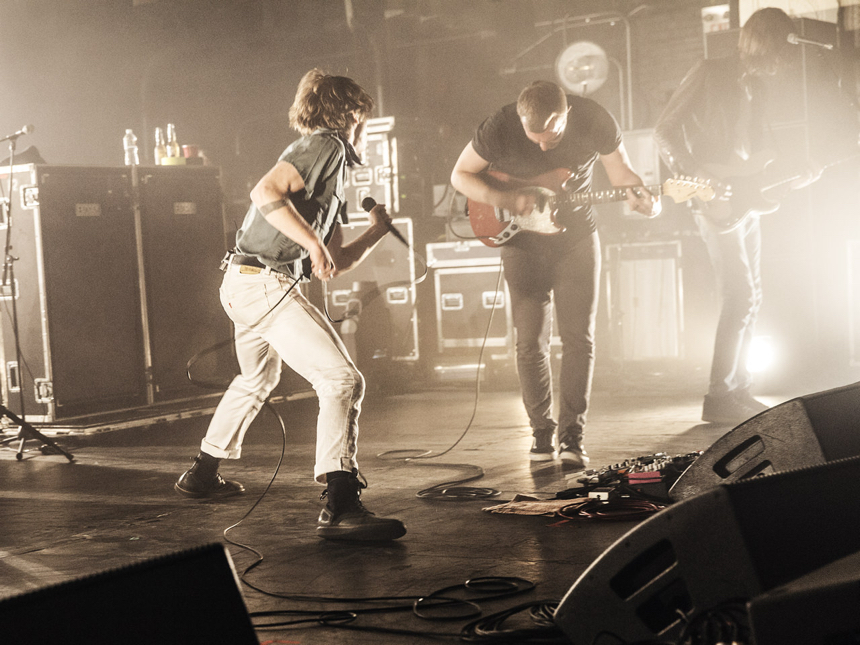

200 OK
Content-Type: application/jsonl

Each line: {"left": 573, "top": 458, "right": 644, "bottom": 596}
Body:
{"left": 175, "top": 68, "right": 405, "bottom": 542}
{"left": 655, "top": 7, "right": 859, "bottom": 424}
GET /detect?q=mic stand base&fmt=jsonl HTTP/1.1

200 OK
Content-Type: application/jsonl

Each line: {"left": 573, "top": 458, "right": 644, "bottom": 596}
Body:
{"left": 0, "top": 405, "right": 74, "bottom": 462}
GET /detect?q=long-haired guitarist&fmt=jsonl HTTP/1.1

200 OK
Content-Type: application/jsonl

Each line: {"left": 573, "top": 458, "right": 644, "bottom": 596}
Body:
{"left": 654, "top": 7, "right": 858, "bottom": 425}
{"left": 451, "top": 80, "right": 660, "bottom": 467}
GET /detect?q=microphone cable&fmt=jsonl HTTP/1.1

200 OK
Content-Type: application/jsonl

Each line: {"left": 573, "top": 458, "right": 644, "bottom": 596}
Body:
{"left": 320, "top": 218, "right": 428, "bottom": 326}
{"left": 378, "top": 261, "right": 506, "bottom": 501}
{"left": 185, "top": 268, "right": 302, "bottom": 390}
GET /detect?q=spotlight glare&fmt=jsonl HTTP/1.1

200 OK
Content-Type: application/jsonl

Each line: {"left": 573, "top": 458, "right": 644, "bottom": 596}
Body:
{"left": 747, "top": 335, "right": 775, "bottom": 373}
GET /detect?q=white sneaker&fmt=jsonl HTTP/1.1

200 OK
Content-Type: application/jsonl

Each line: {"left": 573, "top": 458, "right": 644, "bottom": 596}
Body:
{"left": 558, "top": 443, "right": 589, "bottom": 469}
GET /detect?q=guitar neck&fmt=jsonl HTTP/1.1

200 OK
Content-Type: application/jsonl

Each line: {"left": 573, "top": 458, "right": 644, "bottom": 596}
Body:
{"left": 566, "top": 184, "right": 663, "bottom": 206}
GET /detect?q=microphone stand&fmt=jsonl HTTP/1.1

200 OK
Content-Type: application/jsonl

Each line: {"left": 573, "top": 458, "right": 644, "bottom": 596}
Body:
{"left": 0, "top": 135, "right": 73, "bottom": 462}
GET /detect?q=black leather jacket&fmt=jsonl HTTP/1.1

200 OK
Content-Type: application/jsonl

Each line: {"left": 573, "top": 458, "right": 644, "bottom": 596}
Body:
{"left": 656, "top": 53, "right": 858, "bottom": 179}
{"left": 654, "top": 56, "right": 751, "bottom": 177}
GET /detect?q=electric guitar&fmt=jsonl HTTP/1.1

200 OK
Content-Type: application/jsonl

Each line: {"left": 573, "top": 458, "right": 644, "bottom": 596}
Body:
{"left": 466, "top": 168, "right": 715, "bottom": 247}
{"left": 700, "top": 150, "right": 860, "bottom": 233}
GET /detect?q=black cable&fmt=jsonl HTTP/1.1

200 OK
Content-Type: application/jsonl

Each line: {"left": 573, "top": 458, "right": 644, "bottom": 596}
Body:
{"left": 220, "top": 400, "right": 287, "bottom": 579}
{"left": 247, "top": 574, "right": 538, "bottom": 639}
{"left": 413, "top": 462, "right": 500, "bottom": 501}
{"left": 460, "top": 600, "right": 567, "bottom": 643}
{"left": 675, "top": 599, "right": 749, "bottom": 645}
{"left": 560, "top": 497, "right": 664, "bottom": 522}
{"left": 185, "top": 316, "right": 538, "bottom": 641}
{"left": 443, "top": 187, "right": 489, "bottom": 243}
{"left": 184, "top": 255, "right": 546, "bottom": 640}
{"left": 321, "top": 242, "right": 428, "bottom": 326}
{"left": 185, "top": 270, "right": 301, "bottom": 390}
{"left": 377, "top": 262, "right": 506, "bottom": 501}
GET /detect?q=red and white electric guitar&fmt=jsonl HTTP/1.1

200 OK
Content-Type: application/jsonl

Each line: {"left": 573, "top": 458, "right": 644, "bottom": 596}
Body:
{"left": 467, "top": 168, "right": 715, "bottom": 247}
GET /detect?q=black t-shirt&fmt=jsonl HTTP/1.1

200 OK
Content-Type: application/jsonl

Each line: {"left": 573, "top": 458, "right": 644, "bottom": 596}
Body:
{"left": 471, "top": 94, "right": 621, "bottom": 244}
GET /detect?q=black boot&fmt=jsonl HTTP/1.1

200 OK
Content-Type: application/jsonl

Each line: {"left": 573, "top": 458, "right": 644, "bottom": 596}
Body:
{"left": 316, "top": 470, "right": 406, "bottom": 541}
{"left": 175, "top": 452, "right": 244, "bottom": 499}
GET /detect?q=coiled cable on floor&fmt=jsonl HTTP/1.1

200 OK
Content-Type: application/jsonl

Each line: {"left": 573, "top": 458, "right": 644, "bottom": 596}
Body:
{"left": 413, "top": 462, "right": 501, "bottom": 501}
{"left": 558, "top": 498, "right": 665, "bottom": 522}
{"left": 460, "top": 600, "right": 568, "bottom": 643}
{"left": 378, "top": 263, "right": 506, "bottom": 501}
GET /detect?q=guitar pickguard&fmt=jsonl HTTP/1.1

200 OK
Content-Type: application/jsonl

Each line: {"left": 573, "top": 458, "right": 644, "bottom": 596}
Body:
{"left": 490, "top": 187, "right": 566, "bottom": 245}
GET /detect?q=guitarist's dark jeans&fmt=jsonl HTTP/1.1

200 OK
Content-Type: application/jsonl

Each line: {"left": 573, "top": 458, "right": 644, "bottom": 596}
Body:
{"left": 695, "top": 210, "right": 763, "bottom": 398}
{"left": 501, "top": 231, "right": 601, "bottom": 447}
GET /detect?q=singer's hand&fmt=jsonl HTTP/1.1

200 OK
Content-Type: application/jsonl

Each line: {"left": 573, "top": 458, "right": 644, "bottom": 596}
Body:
{"left": 310, "top": 243, "right": 336, "bottom": 281}
{"left": 360, "top": 196, "right": 409, "bottom": 247}
{"left": 367, "top": 202, "right": 392, "bottom": 230}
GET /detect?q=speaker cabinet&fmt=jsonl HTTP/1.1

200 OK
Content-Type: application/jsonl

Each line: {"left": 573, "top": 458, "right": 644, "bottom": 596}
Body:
{"left": 669, "top": 381, "right": 860, "bottom": 501}
{"left": 0, "top": 164, "right": 232, "bottom": 424}
{"left": 0, "top": 543, "right": 258, "bottom": 644}
{"left": 554, "top": 456, "right": 860, "bottom": 644}
{"left": 137, "top": 166, "right": 232, "bottom": 402}
{"left": 748, "top": 551, "right": 860, "bottom": 645}
{"left": 345, "top": 116, "right": 397, "bottom": 218}
{"left": 605, "top": 241, "right": 683, "bottom": 361}
{"left": 426, "top": 241, "right": 512, "bottom": 354}
{"left": 0, "top": 164, "right": 147, "bottom": 421}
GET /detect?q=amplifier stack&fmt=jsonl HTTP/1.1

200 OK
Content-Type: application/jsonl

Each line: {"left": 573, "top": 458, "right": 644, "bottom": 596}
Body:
{"left": 0, "top": 164, "right": 232, "bottom": 425}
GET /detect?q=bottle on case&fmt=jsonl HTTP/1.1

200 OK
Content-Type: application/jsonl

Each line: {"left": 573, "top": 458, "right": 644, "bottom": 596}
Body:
{"left": 123, "top": 129, "right": 139, "bottom": 166}
{"left": 154, "top": 127, "right": 167, "bottom": 165}
{"left": 166, "top": 123, "right": 181, "bottom": 158}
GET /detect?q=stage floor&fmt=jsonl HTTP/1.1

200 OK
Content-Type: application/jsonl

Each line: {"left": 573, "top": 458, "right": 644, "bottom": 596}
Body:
{"left": 0, "top": 367, "right": 793, "bottom": 643}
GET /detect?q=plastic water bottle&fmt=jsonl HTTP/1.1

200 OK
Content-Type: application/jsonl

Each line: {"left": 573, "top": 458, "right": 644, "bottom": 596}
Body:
{"left": 123, "top": 129, "right": 139, "bottom": 166}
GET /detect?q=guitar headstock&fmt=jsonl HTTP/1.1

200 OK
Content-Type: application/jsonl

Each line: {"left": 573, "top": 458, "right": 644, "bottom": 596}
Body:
{"left": 662, "top": 176, "right": 716, "bottom": 203}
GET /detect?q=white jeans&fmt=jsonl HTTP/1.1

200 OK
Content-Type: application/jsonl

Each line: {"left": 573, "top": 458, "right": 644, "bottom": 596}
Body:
{"left": 200, "top": 265, "right": 364, "bottom": 483}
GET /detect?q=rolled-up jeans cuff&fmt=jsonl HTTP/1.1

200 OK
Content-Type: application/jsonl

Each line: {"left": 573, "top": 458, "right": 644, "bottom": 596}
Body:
{"left": 199, "top": 440, "right": 240, "bottom": 460}
{"left": 314, "top": 458, "right": 359, "bottom": 484}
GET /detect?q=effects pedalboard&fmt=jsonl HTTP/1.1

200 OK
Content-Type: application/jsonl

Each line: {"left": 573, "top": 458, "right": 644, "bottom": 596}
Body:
{"left": 561, "top": 452, "right": 701, "bottom": 503}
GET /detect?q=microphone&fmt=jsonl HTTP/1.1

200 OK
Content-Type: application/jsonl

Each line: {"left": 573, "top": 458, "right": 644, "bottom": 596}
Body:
{"left": 361, "top": 197, "right": 410, "bottom": 247}
{"left": 0, "top": 124, "right": 35, "bottom": 143}
{"left": 787, "top": 32, "right": 834, "bottom": 50}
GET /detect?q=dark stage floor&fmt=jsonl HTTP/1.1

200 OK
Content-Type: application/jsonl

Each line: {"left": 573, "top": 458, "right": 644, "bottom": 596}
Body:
{"left": 0, "top": 367, "right": 797, "bottom": 643}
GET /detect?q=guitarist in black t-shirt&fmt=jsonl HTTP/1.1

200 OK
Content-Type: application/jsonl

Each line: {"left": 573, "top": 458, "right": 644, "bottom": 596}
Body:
{"left": 451, "top": 80, "right": 660, "bottom": 467}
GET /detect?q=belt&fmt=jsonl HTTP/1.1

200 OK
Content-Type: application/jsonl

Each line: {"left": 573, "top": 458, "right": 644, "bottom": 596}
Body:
{"left": 220, "top": 252, "right": 278, "bottom": 275}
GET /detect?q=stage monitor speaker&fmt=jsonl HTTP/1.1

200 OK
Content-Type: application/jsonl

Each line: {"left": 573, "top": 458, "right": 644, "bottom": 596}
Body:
{"left": 0, "top": 543, "right": 258, "bottom": 644}
{"left": 747, "top": 551, "right": 860, "bottom": 645}
{"left": 554, "top": 456, "right": 860, "bottom": 645}
{"left": 669, "top": 381, "right": 860, "bottom": 501}
{"left": 137, "top": 166, "right": 233, "bottom": 402}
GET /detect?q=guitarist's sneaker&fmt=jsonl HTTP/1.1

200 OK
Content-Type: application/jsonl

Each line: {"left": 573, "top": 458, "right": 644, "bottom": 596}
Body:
{"left": 529, "top": 431, "right": 555, "bottom": 461}
{"left": 558, "top": 440, "right": 590, "bottom": 470}
{"left": 702, "top": 392, "right": 769, "bottom": 425}
{"left": 733, "top": 390, "right": 769, "bottom": 414}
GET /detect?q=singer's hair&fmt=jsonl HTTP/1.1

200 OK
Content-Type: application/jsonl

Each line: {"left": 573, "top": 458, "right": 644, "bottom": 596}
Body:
{"left": 516, "top": 81, "right": 567, "bottom": 133}
{"left": 738, "top": 7, "right": 795, "bottom": 76}
{"left": 289, "top": 69, "right": 374, "bottom": 137}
